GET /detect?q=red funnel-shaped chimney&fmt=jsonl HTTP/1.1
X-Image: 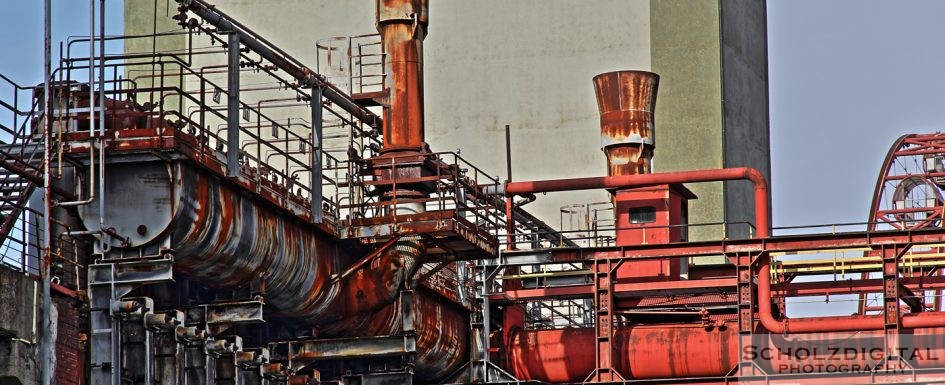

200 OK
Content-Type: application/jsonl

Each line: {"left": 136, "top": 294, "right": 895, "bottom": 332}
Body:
{"left": 376, "top": 0, "right": 428, "bottom": 153}
{"left": 593, "top": 71, "right": 659, "bottom": 176}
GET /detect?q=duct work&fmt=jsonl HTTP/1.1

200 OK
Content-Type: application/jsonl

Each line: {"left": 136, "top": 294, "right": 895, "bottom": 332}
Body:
{"left": 377, "top": 0, "right": 428, "bottom": 153}
{"left": 593, "top": 70, "right": 659, "bottom": 176}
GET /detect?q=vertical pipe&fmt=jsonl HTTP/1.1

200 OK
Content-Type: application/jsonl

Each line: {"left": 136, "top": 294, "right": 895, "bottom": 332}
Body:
{"left": 226, "top": 31, "right": 240, "bottom": 177}
{"left": 505, "top": 124, "right": 512, "bottom": 182}
{"left": 98, "top": 0, "right": 106, "bottom": 248}
{"left": 41, "top": 0, "right": 53, "bottom": 384}
{"left": 481, "top": 271, "right": 493, "bottom": 382}
{"left": 505, "top": 197, "right": 514, "bottom": 250}
{"left": 89, "top": 0, "right": 96, "bottom": 141}
{"left": 376, "top": 0, "right": 428, "bottom": 152}
{"left": 311, "top": 86, "right": 324, "bottom": 223}
{"left": 99, "top": 0, "right": 106, "bottom": 135}
{"left": 504, "top": 123, "right": 514, "bottom": 250}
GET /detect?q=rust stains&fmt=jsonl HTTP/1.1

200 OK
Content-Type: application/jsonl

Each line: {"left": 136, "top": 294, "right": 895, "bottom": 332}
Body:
{"left": 376, "top": 0, "right": 428, "bottom": 153}
{"left": 170, "top": 163, "right": 341, "bottom": 318}
{"left": 593, "top": 71, "right": 659, "bottom": 176}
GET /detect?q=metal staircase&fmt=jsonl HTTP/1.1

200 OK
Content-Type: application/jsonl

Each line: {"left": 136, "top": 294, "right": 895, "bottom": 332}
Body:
{"left": 0, "top": 84, "right": 45, "bottom": 270}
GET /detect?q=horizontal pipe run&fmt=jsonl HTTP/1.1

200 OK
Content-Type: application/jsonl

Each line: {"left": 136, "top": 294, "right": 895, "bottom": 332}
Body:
{"left": 500, "top": 167, "right": 769, "bottom": 237}
{"left": 757, "top": 260, "right": 945, "bottom": 333}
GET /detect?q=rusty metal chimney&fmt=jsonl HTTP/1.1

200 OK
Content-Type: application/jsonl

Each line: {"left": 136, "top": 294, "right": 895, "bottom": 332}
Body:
{"left": 593, "top": 71, "right": 659, "bottom": 176}
{"left": 376, "top": 0, "right": 428, "bottom": 153}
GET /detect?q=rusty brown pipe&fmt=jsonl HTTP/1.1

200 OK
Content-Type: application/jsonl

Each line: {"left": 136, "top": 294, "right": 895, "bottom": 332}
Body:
{"left": 593, "top": 71, "right": 658, "bottom": 176}
{"left": 315, "top": 237, "right": 423, "bottom": 325}
{"left": 317, "top": 289, "right": 468, "bottom": 382}
{"left": 311, "top": 236, "right": 468, "bottom": 381}
{"left": 376, "top": 0, "right": 427, "bottom": 153}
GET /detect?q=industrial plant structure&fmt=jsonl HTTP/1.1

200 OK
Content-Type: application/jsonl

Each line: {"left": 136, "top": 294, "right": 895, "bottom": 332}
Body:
{"left": 2, "top": 1, "right": 945, "bottom": 385}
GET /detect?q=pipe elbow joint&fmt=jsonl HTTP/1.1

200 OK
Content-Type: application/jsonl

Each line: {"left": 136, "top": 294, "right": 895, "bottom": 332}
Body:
{"left": 743, "top": 167, "right": 768, "bottom": 190}
{"left": 758, "top": 311, "right": 787, "bottom": 334}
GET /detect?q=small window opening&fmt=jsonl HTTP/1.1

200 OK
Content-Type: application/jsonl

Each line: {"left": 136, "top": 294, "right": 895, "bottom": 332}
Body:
{"left": 629, "top": 206, "right": 656, "bottom": 224}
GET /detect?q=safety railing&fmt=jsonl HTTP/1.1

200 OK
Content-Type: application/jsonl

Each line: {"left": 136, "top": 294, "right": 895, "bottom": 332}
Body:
{"left": 560, "top": 201, "right": 615, "bottom": 247}
{"left": 50, "top": 27, "right": 383, "bottom": 235}
{"left": 0, "top": 206, "right": 43, "bottom": 276}
{"left": 338, "top": 151, "right": 507, "bottom": 242}
{"left": 418, "top": 261, "right": 477, "bottom": 309}
{"left": 500, "top": 220, "right": 759, "bottom": 251}
{"left": 316, "top": 34, "right": 385, "bottom": 96}
{"left": 525, "top": 299, "right": 595, "bottom": 329}
{"left": 0, "top": 75, "right": 52, "bottom": 274}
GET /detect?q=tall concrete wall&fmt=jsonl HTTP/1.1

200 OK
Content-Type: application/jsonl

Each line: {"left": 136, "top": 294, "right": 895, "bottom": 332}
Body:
{"left": 124, "top": 0, "right": 188, "bottom": 112}
{"left": 650, "top": 0, "right": 770, "bottom": 242}
{"left": 649, "top": 0, "right": 725, "bottom": 241}
{"left": 424, "top": 0, "right": 651, "bottom": 229}
{"left": 122, "top": 0, "right": 769, "bottom": 240}
{"left": 720, "top": 0, "right": 771, "bottom": 239}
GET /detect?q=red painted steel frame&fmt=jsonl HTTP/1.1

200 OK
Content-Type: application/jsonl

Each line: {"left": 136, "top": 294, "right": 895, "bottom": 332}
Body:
{"left": 501, "top": 166, "right": 945, "bottom": 334}
{"left": 499, "top": 225, "right": 945, "bottom": 382}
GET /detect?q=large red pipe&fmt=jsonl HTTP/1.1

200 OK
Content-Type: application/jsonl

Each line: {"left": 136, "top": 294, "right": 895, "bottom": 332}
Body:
{"left": 757, "top": 264, "right": 945, "bottom": 333}
{"left": 504, "top": 167, "right": 769, "bottom": 237}
{"left": 501, "top": 167, "right": 945, "bottom": 333}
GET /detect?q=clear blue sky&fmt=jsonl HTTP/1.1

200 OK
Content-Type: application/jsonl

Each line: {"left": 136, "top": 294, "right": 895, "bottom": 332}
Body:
{"left": 2, "top": 1, "right": 945, "bottom": 230}
{"left": 768, "top": 0, "right": 945, "bottom": 229}
{"left": 0, "top": 1, "right": 124, "bottom": 87}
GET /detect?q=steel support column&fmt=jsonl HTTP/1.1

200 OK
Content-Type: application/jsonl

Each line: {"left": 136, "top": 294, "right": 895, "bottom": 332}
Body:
{"left": 182, "top": 340, "right": 209, "bottom": 385}
{"left": 226, "top": 30, "right": 240, "bottom": 178}
{"left": 586, "top": 258, "right": 624, "bottom": 382}
{"left": 88, "top": 259, "right": 173, "bottom": 385}
{"left": 735, "top": 252, "right": 765, "bottom": 378}
{"left": 120, "top": 297, "right": 157, "bottom": 385}
{"left": 310, "top": 85, "right": 323, "bottom": 223}
{"left": 880, "top": 245, "right": 912, "bottom": 375}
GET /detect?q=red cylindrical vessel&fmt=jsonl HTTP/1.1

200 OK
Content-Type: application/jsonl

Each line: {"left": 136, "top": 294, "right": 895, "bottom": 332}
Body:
{"left": 509, "top": 325, "right": 945, "bottom": 382}
{"left": 507, "top": 324, "right": 738, "bottom": 382}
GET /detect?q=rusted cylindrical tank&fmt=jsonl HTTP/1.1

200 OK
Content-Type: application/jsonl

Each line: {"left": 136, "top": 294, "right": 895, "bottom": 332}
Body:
{"left": 507, "top": 325, "right": 945, "bottom": 382}
{"left": 79, "top": 162, "right": 345, "bottom": 316}
{"left": 78, "top": 161, "right": 466, "bottom": 380}
{"left": 593, "top": 70, "right": 659, "bottom": 176}
{"left": 507, "top": 324, "right": 737, "bottom": 383}
{"left": 376, "top": 0, "right": 428, "bottom": 152}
